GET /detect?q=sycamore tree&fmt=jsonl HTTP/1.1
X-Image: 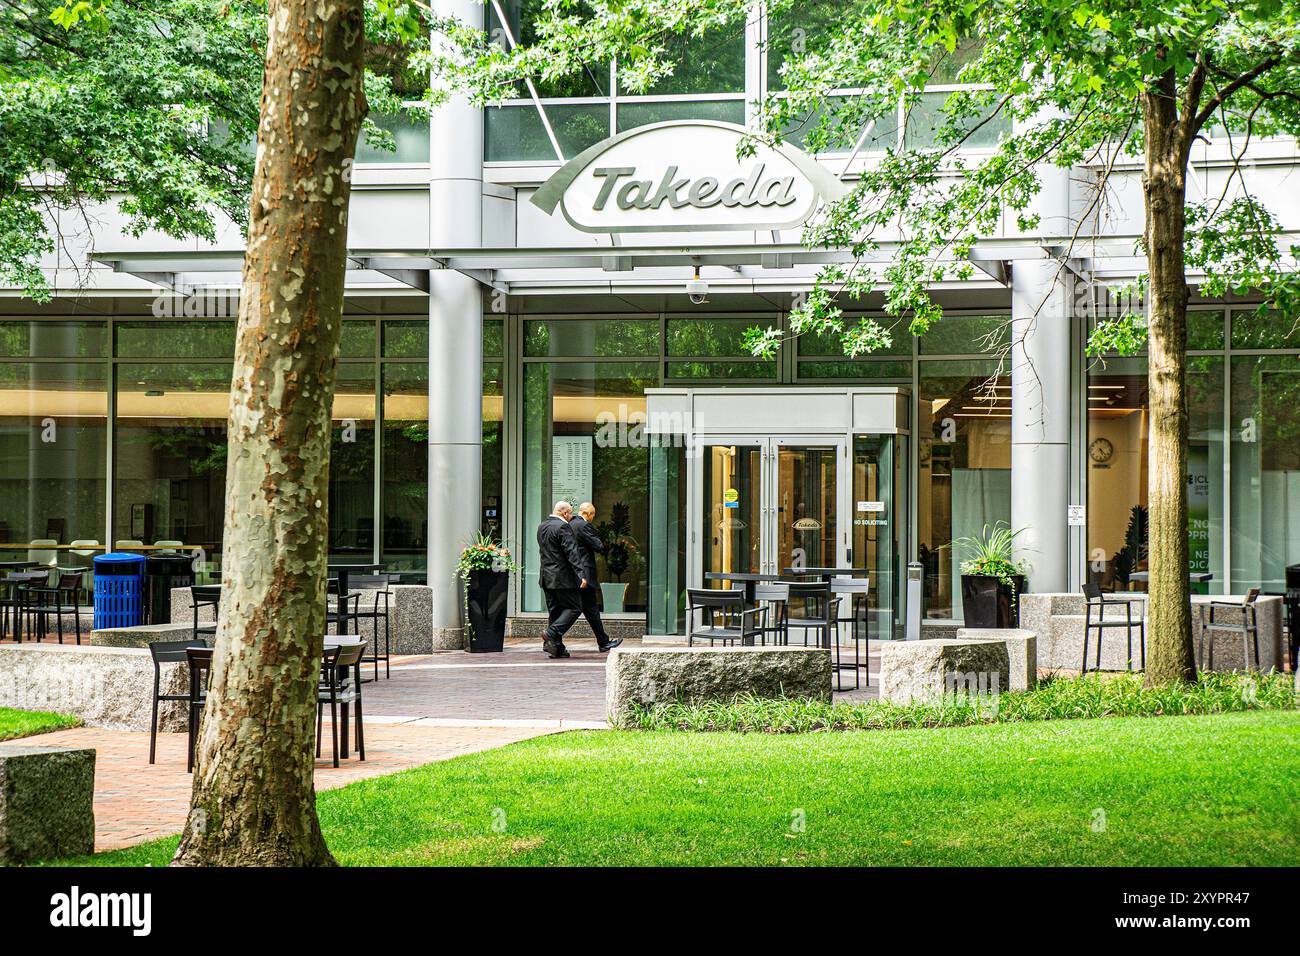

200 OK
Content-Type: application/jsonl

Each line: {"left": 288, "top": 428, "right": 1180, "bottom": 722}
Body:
{"left": 473, "top": 0, "right": 1300, "bottom": 686}
{"left": 18, "top": 0, "right": 436, "bottom": 865}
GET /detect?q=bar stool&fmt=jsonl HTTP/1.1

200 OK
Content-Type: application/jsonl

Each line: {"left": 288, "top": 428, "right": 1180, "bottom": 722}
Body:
{"left": 1198, "top": 589, "right": 1262, "bottom": 672}
{"left": 1082, "top": 580, "right": 1145, "bottom": 672}
{"left": 831, "top": 576, "right": 871, "bottom": 690}
{"left": 784, "top": 582, "right": 840, "bottom": 651}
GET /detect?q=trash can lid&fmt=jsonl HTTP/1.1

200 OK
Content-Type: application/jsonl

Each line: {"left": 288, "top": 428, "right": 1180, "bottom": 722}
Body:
{"left": 94, "top": 552, "right": 146, "bottom": 565}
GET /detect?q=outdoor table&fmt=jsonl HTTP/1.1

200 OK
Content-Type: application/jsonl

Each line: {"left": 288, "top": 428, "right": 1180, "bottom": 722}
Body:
{"left": 703, "top": 571, "right": 786, "bottom": 607}
{"left": 0, "top": 561, "right": 39, "bottom": 572}
{"left": 782, "top": 566, "right": 868, "bottom": 582}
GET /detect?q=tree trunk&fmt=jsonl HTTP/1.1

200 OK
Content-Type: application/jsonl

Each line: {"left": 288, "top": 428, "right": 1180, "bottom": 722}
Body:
{"left": 173, "top": 0, "right": 367, "bottom": 866}
{"left": 1140, "top": 77, "right": 1197, "bottom": 686}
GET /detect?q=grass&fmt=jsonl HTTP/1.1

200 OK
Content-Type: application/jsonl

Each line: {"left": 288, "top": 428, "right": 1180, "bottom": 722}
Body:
{"left": 0, "top": 706, "right": 81, "bottom": 742}
{"left": 57, "top": 709, "right": 1300, "bottom": 867}
{"left": 628, "top": 671, "right": 1297, "bottom": 733}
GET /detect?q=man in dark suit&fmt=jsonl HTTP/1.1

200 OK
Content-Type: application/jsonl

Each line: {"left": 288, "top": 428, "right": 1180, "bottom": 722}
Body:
{"left": 535, "top": 501, "right": 587, "bottom": 658}
{"left": 570, "top": 502, "right": 623, "bottom": 652}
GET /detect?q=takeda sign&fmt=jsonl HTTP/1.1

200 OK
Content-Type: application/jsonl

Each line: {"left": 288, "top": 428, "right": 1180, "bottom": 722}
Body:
{"left": 531, "top": 121, "right": 848, "bottom": 234}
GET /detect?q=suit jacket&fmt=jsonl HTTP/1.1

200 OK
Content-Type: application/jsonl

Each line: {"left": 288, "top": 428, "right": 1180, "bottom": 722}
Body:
{"left": 569, "top": 515, "right": 604, "bottom": 585}
{"left": 536, "top": 515, "right": 586, "bottom": 591}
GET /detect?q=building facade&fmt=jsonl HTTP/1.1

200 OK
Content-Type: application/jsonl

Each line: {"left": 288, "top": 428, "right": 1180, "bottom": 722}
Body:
{"left": 3, "top": 1, "right": 1299, "bottom": 640}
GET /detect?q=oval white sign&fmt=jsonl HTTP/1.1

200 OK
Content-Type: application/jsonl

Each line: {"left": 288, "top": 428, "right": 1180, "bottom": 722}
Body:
{"left": 531, "top": 121, "right": 848, "bottom": 234}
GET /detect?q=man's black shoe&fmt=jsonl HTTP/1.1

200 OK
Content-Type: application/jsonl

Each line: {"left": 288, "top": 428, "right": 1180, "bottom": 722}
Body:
{"left": 598, "top": 637, "right": 624, "bottom": 652}
{"left": 544, "top": 642, "right": 570, "bottom": 659}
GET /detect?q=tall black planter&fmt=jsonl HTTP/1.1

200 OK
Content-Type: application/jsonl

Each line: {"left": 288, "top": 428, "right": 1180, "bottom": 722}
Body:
{"left": 960, "top": 574, "right": 1026, "bottom": 628}
{"left": 463, "top": 569, "right": 508, "bottom": 653}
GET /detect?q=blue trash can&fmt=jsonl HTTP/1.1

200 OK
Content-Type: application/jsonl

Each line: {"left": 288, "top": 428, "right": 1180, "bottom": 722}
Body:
{"left": 93, "top": 553, "right": 146, "bottom": 629}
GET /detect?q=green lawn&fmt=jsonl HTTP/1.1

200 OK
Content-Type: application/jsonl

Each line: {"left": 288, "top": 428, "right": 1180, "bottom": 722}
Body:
{"left": 62, "top": 710, "right": 1299, "bottom": 867}
{"left": 0, "top": 706, "right": 81, "bottom": 742}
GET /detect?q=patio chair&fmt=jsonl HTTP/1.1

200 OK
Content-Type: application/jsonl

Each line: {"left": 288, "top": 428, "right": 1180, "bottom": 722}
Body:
{"left": 1082, "top": 580, "right": 1145, "bottom": 673}
{"left": 317, "top": 639, "right": 367, "bottom": 767}
{"left": 784, "top": 582, "right": 840, "bottom": 652}
{"left": 686, "top": 588, "right": 767, "bottom": 646}
{"left": 27, "top": 539, "right": 58, "bottom": 567}
{"left": 2, "top": 570, "right": 50, "bottom": 641}
{"left": 148, "top": 639, "right": 209, "bottom": 764}
{"left": 189, "top": 585, "right": 221, "bottom": 642}
{"left": 185, "top": 645, "right": 215, "bottom": 772}
{"left": 348, "top": 573, "right": 393, "bottom": 680}
{"left": 23, "top": 569, "right": 85, "bottom": 644}
{"left": 1198, "top": 588, "right": 1262, "bottom": 672}
{"left": 327, "top": 591, "right": 361, "bottom": 636}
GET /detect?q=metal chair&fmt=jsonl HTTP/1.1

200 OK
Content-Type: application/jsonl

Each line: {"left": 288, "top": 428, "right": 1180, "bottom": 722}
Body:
{"left": 189, "top": 585, "right": 222, "bottom": 642}
{"left": 317, "top": 639, "right": 368, "bottom": 767}
{"left": 1082, "top": 580, "right": 1145, "bottom": 672}
{"left": 148, "top": 638, "right": 209, "bottom": 764}
{"left": 831, "top": 576, "right": 871, "bottom": 690}
{"left": 3, "top": 570, "right": 50, "bottom": 641}
{"left": 24, "top": 569, "right": 85, "bottom": 644}
{"left": 327, "top": 590, "right": 361, "bottom": 636}
{"left": 27, "top": 539, "right": 58, "bottom": 567}
{"left": 686, "top": 588, "right": 767, "bottom": 646}
{"left": 1198, "top": 588, "right": 1262, "bottom": 672}
{"left": 115, "top": 540, "right": 145, "bottom": 551}
{"left": 783, "top": 582, "right": 840, "bottom": 652}
{"left": 184, "top": 645, "right": 215, "bottom": 772}
{"left": 348, "top": 573, "right": 393, "bottom": 680}
{"left": 753, "top": 582, "right": 789, "bottom": 646}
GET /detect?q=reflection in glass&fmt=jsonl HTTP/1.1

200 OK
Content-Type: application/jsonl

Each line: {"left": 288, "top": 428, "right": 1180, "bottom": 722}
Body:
{"left": 522, "top": 362, "right": 657, "bottom": 612}
{"left": 776, "top": 446, "right": 838, "bottom": 572}
{"left": 381, "top": 362, "right": 427, "bottom": 571}
{"left": 485, "top": 104, "right": 610, "bottom": 162}
{"left": 483, "top": 361, "right": 503, "bottom": 538}
{"left": 616, "top": 99, "right": 745, "bottom": 131}
{"left": 1230, "top": 354, "right": 1300, "bottom": 591}
{"left": 918, "top": 362, "right": 1011, "bottom": 619}
{"left": 702, "top": 444, "right": 762, "bottom": 580}
{"left": 648, "top": 438, "right": 687, "bottom": 634}
{"left": 853, "top": 434, "right": 905, "bottom": 638}
{"left": 329, "top": 363, "right": 376, "bottom": 562}
{"left": 1086, "top": 356, "right": 1223, "bottom": 593}
{"left": 0, "top": 362, "right": 107, "bottom": 553}
{"left": 114, "top": 363, "right": 229, "bottom": 558}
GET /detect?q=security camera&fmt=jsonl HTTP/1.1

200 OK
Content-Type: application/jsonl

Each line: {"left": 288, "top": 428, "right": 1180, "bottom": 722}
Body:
{"left": 686, "top": 269, "right": 708, "bottom": 305}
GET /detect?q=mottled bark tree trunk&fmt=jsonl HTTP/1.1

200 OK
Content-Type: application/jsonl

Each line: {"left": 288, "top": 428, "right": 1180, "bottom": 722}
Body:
{"left": 1140, "top": 70, "right": 1197, "bottom": 686}
{"left": 173, "top": 0, "right": 367, "bottom": 866}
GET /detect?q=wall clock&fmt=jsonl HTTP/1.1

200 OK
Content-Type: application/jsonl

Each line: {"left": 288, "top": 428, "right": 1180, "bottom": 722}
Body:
{"left": 1089, "top": 437, "right": 1114, "bottom": 464}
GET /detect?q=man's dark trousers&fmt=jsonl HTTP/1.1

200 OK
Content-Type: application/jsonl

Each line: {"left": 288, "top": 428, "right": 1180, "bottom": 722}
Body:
{"left": 544, "top": 587, "right": 582, "bottom": 644}
{"left": 578, "top": 586, "right": 610, "bottom": 644}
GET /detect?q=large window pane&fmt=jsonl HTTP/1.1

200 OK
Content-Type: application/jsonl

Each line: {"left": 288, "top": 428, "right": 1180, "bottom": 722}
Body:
{"left": 918, "top": 361, "right": 1011, "bottom": 619}
{"left": 919, "top": 314, "right": 1010, "bottom": 355}
{"left": 1230, "top": 354, "right": 1300, "bottom": 591}
{"left": 489, "top": 0, "right": 608, "bottom": 98}
{"left": 1231, "top": 307, "right": 1300, "bottom": 350}
{"left": 0, "top": 362, "right": 107, "bottom": 554}
{"left": 766, "top": 1, "right": 849, "bottom": 91}
{"left": 524, "top": 318, "right": 659, "bottom": 357}
{"left": 616, "top": 99, "right": 744, "bottom": 131}
{"left": 381, "top": 362, "right": 427, "bottom": 572}
{"left": 0, "top": 321, "right": 106, "bottom": 358}
{"left": 329, "top": 364, "right": 375, "bottom": 561}
{"left": 521, "top": 362, "right": 658, "bottom": 613}
{"left": 483, "top": 360, "right": 503, "bottom": 539}
{"left": 382, "top": 319, "right": 429, "bottom": 359}
{"left": 114, "top": 363, "right": 228, "bottom": 558}
{"left": 1087, "top": 357, "right": 1224, "bottom": 592}
{"left": 116, "top": 321, "right": 235, "bottom": 359}
{"left": 641, "top": 28, "right": 746, "bottom": 95}
{"left": 485, "top": 104, "right": 609, "bottom": 162}
{"left": 356, "top": 113, "right": 430, "bottom": 164}
{"left": 905, "top": 91, "right": 1009, "bottom": 150}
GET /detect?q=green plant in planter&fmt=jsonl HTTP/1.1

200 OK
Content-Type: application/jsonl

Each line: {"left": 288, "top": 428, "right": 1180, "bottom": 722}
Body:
{"left": 595, "top": 502, "right": 636, "bottom": 583}
{"left": 952, "top": 523, "right": 1030, "bottom": 590}
{"left": 1112, "top": 505, "right": 1149, "bottom": 587}
{"left": 455, "top": 533, "right": 519, "bottom": 580}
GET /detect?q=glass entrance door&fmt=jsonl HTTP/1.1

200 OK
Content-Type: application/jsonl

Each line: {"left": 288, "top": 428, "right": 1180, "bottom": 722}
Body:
{"left": 772, "top": 440, "right": 844, "bottom": 574}
{"left": 700, "top": 440, "right": 763, "bottom": 579}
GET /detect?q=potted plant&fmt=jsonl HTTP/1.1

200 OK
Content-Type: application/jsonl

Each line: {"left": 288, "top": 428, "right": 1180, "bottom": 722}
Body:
{"left": 456, "top": 534, "right": 518, "bottom": 653}
{"left": 952, "top": 523, "right": 1030, "bottom": 628}
{"left": 595, "top": 502, "right": 636, "bottom": 613}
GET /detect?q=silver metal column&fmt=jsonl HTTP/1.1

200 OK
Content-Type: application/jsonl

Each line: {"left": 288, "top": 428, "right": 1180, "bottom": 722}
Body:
{"left": 1010, "top": 115, "right": 1074, "bottom": 592}
{"left": 428, "top": 0, "right": 484, "bottom": 647}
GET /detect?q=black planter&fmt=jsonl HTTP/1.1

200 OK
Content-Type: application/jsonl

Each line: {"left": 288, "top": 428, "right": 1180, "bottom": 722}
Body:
{"left": 463, "top": 569, "right": 508, "bottom": 653}
{"left": 960, "top": 574, "right": 1026, "bottom": 628}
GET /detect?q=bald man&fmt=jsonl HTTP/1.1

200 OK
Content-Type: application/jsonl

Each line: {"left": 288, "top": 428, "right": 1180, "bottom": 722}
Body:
{"left": 570, "top": 502, "right": 622, "bottom": 651}
{"left": 535, "top": 501, "right": 587, "bottom": 658}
